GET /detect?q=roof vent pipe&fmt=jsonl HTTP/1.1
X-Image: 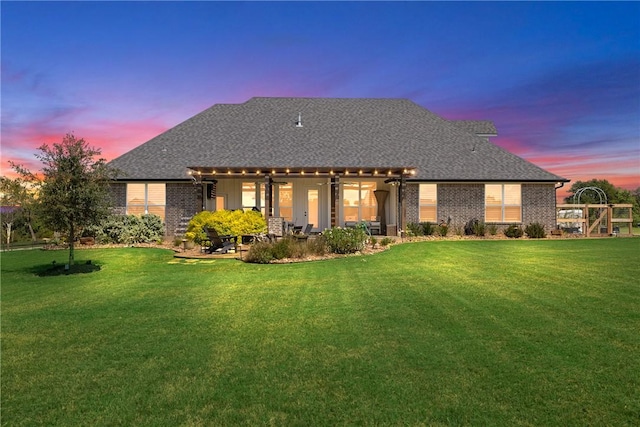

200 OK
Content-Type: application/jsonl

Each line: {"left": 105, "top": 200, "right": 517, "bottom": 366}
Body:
{"left": 295, "top": 112, "right": 303, "bottom": 127}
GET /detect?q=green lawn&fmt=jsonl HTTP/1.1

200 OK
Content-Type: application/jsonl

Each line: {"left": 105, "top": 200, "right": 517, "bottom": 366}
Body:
{"left": 2, "top": 238, "right": 639, "bottom": 426}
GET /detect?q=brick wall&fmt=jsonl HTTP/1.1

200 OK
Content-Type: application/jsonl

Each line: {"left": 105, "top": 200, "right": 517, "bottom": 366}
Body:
{"left": 405, "top": 183, "right": 557, "bottom": 232}
{"left": 407, "top": 183, "right": 485, "bottom": 227}
{"left": 522, "top": 184, "right": 557, "bottom": 231}
{"left": 406, "top": 184, "right": 420, "bottom": 224}
{"left": 109, "top": 183, "right": 126, "bottom": 215}
{"left": 438, "top": 183, "right": 485, "bottom": 228}
{"left": 165, "top": 183, "right": 202, "bottom": 236}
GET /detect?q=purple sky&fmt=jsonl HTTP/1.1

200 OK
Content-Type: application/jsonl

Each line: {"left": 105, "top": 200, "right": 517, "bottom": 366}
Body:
{"left": 2, "top": 1, "right": 639, "bottom": 199}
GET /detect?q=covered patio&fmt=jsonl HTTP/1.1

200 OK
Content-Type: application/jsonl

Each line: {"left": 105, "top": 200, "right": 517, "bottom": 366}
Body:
{"left": 187, "top": 165, "right": 417, "bottom": 236}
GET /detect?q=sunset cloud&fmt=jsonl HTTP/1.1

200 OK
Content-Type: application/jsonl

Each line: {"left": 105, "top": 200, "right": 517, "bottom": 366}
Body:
{"left": 2, "top": 1, "right": 638, "bottom": 195}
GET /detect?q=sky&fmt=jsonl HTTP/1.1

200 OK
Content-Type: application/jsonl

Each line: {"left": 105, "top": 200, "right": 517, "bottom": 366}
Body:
{"left": 2, "top": 1, "right": 639, "bottom": 201}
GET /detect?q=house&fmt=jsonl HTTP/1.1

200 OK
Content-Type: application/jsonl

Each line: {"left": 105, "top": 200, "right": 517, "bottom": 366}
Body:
{"left": 108, "top": 97, "right": 569, "bottom": 236}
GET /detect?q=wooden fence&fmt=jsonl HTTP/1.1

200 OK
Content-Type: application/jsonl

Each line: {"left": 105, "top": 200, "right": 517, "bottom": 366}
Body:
{"left": 556, "top": 204, "right": 633, "bottom": 237}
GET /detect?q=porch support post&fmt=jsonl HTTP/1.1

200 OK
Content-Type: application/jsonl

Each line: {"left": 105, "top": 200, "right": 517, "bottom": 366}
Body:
{"left": 332, "top": 175, "right": 340, "bottom": 227}
{"left": 264, "top": 175, "right": 273, "bottom": 219}
{"left": 397, "top": 174, "right": 406, "bottom": 236}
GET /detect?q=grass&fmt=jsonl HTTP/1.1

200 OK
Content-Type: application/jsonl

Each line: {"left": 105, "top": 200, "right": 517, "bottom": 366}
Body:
{"left": 2, "top": 238, "right": 639, "bottom": 426}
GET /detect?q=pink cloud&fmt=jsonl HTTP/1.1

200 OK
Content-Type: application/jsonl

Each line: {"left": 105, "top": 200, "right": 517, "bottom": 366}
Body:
{"left": 1, "top": 116, "right": 170, "bottom": 177}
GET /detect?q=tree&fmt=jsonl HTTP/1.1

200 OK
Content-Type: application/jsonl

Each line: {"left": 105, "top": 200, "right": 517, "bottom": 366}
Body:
{"left": 563, "top": 179, "right": 634, "bottom": 205}
{"left": 1, "top": 170, "right": 40, "bottom": 244}
{"left": 18, "top": 134, "right": 117, "bottom": 266}
{"left": 633, "top": 187, "right": 640, "bottom": 224}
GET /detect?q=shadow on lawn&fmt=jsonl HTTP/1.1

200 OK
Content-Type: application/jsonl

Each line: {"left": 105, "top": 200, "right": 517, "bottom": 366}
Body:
{"left": 31, "top": 260, "right": 101, "bottom": 277}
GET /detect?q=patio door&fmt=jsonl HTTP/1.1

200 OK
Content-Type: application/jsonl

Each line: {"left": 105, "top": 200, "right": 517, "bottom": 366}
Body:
{"left": 306, "top": 188, "right": 319, "bottom": 231}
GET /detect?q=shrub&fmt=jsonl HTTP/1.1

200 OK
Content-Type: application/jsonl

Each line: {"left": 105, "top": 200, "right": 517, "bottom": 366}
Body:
{"left": 307, "top": 235, "right": 328, "bottom": 256}
{"left": 185, "top": 210, "right": 267, "bottom": 243}
{"left": 473, "top": 221, "right": 486, "bottom": 237}
{"left": 87, "top": 214, "right": 164, "bottom": 244}
{"left": 380, "top": 237, "right": 393, "bottom": 246}
{"left": 504, "top": 224, "right": 524, "bottom": 238}
{"left": 406, "top": 222, "right": 423, "bottom": 237}
{"left": 243, "top": 236, "right": 327, "bottom": 263}
{"left": 245, "top": 241, "right": 274, "bottom": 264}
{"left": 322, "top": 227, "right": 367, "bottom": 254}
{"left": 272, "top": 237, "right": 297, "bottom": 260}
{"left": 437, "top": 217, "right": 451, "bottom": 236}
{"left": 290, "top": 240, "right": 310, "bottom": 259}
{"left": 370, "top": 236, "right": 378, "bottom": 247}
{"left": 488, "top": 224, "right": 498, "bottom": 236}
{"left": 464, "top": 219, "right": 486, "bottom": 237}
{"left": 464, "top": 219, "right": 479, "bottom": 236}
{"left": 420, "top": 222, "right": 435, "bottom": 236}
{"left": 525, "top": 222, "right": 547, "bottom": 238}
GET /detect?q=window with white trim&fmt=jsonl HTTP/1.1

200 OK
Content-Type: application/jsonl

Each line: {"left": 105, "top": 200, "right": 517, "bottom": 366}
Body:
{"left": 485, "top": 184, "right": 521, "bottom": 222}
{"left": 277, "top": 183, "right": 293, "bottom": 222}
{"left": 126, "top": 183, "right": 166, "bottom": 220}
{"left": 419, "top": 184, "right": 437, "bottom": 222}
{"left": 343, "top": 181, "right": 377, "bottom": 222}
{"left": 241, "top": 182, "right": 266, "bottom": 214}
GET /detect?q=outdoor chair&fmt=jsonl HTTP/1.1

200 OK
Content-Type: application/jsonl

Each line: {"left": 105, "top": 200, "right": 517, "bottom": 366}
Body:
{"left": 294, "top": 223, "right": 313, "bottom": 240}
{"left": 369, "top": 221, "right": 381, "bottom": 235}
{"left": 203, "top": 227, "right": 236, "bottom": 254}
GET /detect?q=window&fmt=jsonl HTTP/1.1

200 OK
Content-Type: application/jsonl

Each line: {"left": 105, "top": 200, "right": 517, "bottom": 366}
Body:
{"left": 126, "top": 183, "right": 166, "bottom": 220}
{"left": 485, "top": 184, "right": 521, "bottom": 222}
{"left": 241, "top": 182, "right": 266, "bottom": 213}
{"left": 242, "top": 182, "right": 257, "bottom": 210}
{"left": 419, "top": 184, "right": 437, "bottom": 222}
{"left": 343, "top": 181, "right": 377, "bottom": 222}
{"left": 278, "top": 183, "right": 293, "bottom": 221}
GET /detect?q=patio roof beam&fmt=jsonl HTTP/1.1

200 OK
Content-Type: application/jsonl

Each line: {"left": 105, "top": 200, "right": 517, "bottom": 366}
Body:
{"left": 186, "top": 166, "right": 417, "bottom": 179}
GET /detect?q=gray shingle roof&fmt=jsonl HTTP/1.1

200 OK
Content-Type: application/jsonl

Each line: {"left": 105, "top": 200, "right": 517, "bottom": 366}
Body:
{"left": 451, "top": 120, "right": 498, "bottom": 136}
{"left": 109, "top": 97, "right": 567, "bottom": 182}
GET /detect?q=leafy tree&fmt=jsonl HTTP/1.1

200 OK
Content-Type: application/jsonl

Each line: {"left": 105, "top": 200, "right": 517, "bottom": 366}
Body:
{"left": 633, "top": 188, "right": 640, "bottom": 224}
{"left": 0, "top": 173, "right": 39, "bottom": 244}
{"left": 563, "top": 179, "right": 633, "bottom": 204}
{"left": 14, "top": 134, "right": 117, "bottom": 266}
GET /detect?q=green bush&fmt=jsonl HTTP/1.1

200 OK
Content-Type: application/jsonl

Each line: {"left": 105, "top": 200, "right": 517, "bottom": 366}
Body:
{"left": 306, "top": 235, "right": 328, "bottom": 255}
{"left": 438, "top": 224, "right": 449, "bottom": 236}
{"left": 473, "top": 221, "right": 486, "bottom": 237}
{"left": 272, "top": 237, "right": 297, "bottom": 260}
{"left": 380, "top": 237, "right": 393, "bottom": 246}
{"left": 504, "top": 224, "right": 524, "bottom": 238}
{"left": 525, "top": 222, "right": 547, "bottom": 238}
{"left": 245, "top": 241, "right": 274, "bottom": 264}
{"left": 244, "top": 236, "right": 326, "bottom": 264}
{"left": 406, "top": 222, "right": 423, "bottom": 237}
{"left": 420, "top": 222, "right": 435, "bottom": 236}
{"left": 185, "top": 210, "right": 267, "bottom": 243}
{"left": 488, "top": 224, "right": 498, "bottom": 236}
{"left": 87, "top": 214, "right": 164, "bottom": 244}
{"left": 322, "top": 227, "right": 367, "bottom": 254}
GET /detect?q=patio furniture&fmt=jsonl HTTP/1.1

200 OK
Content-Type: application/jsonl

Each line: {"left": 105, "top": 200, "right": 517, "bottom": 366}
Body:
{"left": 203, "top": 227, "right": 236, "bottom": 254}
{"left": 369, "top": 221, "right": 381, "bottom": 235}
{"left": 294, "top": 223, "right": 314, "bottom": 240}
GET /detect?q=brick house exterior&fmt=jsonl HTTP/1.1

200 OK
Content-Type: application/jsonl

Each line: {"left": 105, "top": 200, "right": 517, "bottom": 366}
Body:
{"left": 109, "top": 97, "right": 568, "bottom": 236}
